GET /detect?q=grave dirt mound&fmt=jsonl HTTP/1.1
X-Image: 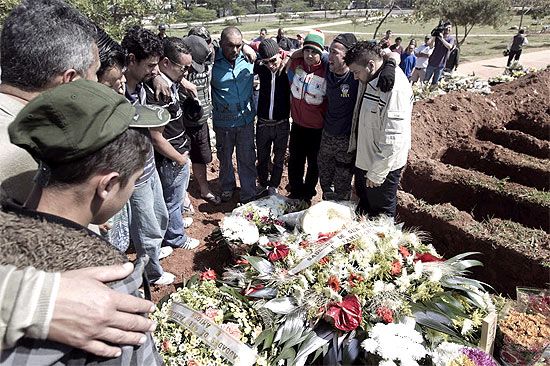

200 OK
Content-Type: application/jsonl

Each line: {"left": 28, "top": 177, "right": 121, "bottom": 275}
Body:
{"left": 150, "top": 72, "right": 550, "bottom": 303}
{"left": 399, "top": 71, "right": 550, "bottom": 295}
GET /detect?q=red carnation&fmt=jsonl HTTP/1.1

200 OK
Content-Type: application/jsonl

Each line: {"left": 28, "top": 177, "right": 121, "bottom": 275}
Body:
{"left": 325, "top": 295, "right": 362, "bottom": 331}
{"left": 391, "top": 260, "right": 402, "bottom": 275}
{"left": 347, "top": 273, "right": 363, "bottom": 288}
{"left": 268, "top": 243, "right": 289, "bottom": 261}
{"left": 416, "top": 252, "right": 444, "bottom": 262}
{"left": 377, "top": 307, "right": 393, "bottom": 323}
{"left": 200, "top": 268, "right": 217, "bottom": 280}
{"left": 327, "top": 276, "right": 341, "bottom": 292}
{"left": 398, "top": 246, "right": 411, "bottom": 257}
{"left": 319, "top": 256, "right": 330, "bottom": 265}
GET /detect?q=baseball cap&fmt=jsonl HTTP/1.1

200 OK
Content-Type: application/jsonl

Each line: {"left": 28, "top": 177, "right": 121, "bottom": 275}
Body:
{"left": 183, "top": 35, "right": 211, "bottom": 73}
{"left": 9, "top": 79, "right": 170, "bottom": 165}
{"left": 332, "top": 33, "right": 357, "bottom": 50}
{"left": 158, "top": 24, "right": 167, "bottom": 30}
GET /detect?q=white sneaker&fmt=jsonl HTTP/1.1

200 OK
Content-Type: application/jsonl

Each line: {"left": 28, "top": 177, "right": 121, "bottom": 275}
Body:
{"left": 152, "top": 272, "right": 175, "bottom": 285}
{"left": 159, "top": 246, "right": 173, "bottom": 260}
{"left": 183, "top": 217, "right": 193, "bottom": 229}
{"left": 181, "top": 237, "right": 200, "bottom": 250}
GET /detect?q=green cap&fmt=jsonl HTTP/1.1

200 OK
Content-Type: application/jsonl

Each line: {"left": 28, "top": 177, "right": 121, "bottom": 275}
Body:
{"left": 9, "top": 79, "right": 169, "bottom": 165}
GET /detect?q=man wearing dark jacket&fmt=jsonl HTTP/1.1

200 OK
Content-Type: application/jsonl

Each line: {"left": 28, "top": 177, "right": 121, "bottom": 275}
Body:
{"left": 254, "top": 38, "right": 291, "bottom": 196}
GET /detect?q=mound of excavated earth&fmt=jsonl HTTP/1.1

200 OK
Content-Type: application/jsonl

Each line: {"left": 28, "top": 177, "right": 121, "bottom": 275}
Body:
{"left": 398, "top": 71, "right": 550, "bottom": 295}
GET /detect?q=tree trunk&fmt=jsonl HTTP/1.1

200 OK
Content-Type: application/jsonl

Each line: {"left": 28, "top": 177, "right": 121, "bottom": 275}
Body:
{"left": 372, "top": 1, "right": 395, "bottom": 40}
{"left": 519, "top": 5, "right": 525, "bottom": 29}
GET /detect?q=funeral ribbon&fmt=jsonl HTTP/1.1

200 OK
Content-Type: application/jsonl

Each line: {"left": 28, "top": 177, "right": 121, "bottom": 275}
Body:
{"left": 168, "top": 302, "right": 258, "bottom": 366}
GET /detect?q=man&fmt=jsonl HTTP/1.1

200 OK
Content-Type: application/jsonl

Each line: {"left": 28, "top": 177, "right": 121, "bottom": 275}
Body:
{"left": 295, "top": 33, "right": 305, "bottom": 49}
{"left": 254, "top": 38, "right": 292, "bottom": 196}
{"left": 277, "top": 28, "right": 293, "bottom": 51}
{"left": 158, "top": 24, "right": 167, "bottom": 39}
{"left": 121, "top": 25, "right": 176, "bottom": 285}
{"left": 253, "top": 28, "right": 268, "bottom": 42}
{"left": 317, "top": 33, "right": 359, "bottom": 202}
{"left": 507, "top": 29, "right": 528, "bottom": 67}
{"left": 211, "top": 26, "right": 257, "bottom": 204}
{"left": 144, "top": 37, "right": 200, "bottom": 250}
{"left": 0, "top": 0, "right": 160, "bottom": 358}
{"left": 424, "top": 22, "right": 455, "bottom": 86}
{"left": 389, "top": 37, "right": 403, "bottom": 54}
{"left": 287, "top": 29, "right": 327, "bottom": 203}
{"left": 380, "top": 30, "right": 392, "bottom": 47}
{"left": 345, "top": 41, "right": 412, "bottom": 218}
{"left": 1, "top": 79, "right": 166, "bottom": 365}
{"left": 400, "top": 44, "right": 417, "bottom": 80}
{"left": 0, "top": 0, "right": 99, "bottom": 205}
{"left": 410, "top": 36, "right": 432, "bottom": 84}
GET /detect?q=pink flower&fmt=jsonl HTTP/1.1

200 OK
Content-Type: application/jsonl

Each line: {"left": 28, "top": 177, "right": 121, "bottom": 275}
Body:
{"left": 377, "top": 307, "right": 393, "bottom": 323}
{"left": 391, "top": 261, "right": 402, "bottom": 275}
{"left": 221, "top": 322, "right": 242, "bottom": 339}
{"left": 161, "top": 339, "right": 171, "bottom": 351}
{"left": 204, "top": 308, "right": 220, "bottom": 321}
{"left": 398, "top": 246, "right": 411, "bottom": 257}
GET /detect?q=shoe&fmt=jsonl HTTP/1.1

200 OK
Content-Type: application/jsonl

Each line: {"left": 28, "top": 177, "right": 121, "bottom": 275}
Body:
{"left": 267, "top": 186, "right": 278, "bottom": 195}
{"left": 180, "top": 237, "right": 200, "bottom": 250}
{"left": 256, "top": 185, "right": 268, "bottom": 196}
{"left": 152, "top": 272, "right": 175, "bottom": 285}
{"left": 182, "top": 202, "right": 195, "bottom": 216}
{"left": 201, "top": 192, "right": 221, "bottom": 205}
{"left": 159, "top": 246, "right": 173, "bottom": 260}
{"left": 183, "top": 217, "right": 193, "bottom": 229}
{"left": 221, "top": 190, "right": 233, "bottom": 202}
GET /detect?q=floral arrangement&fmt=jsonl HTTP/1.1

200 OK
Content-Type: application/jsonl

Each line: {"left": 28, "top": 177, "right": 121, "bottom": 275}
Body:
{"left": 217, "top": 201, "right": 496, "bottom": 365}
{"left": 432, "top": 342, "right": 498, "bottom": 366}
{"left": 413, "top": 74, "right": 491, "bottom": 101}
{"left": 152, "top": 273, "right": 269, "bottom": 366}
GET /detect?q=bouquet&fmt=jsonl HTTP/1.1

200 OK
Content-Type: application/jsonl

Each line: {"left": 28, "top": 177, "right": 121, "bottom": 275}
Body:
{"left": 432, "top": 342, "right": 498, "bottom": 366}
{"left": 152, "top": 272, "right": 270, "bottom": 366}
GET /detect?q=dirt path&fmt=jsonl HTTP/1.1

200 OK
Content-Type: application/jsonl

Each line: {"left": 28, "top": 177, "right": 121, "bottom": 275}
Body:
{"left": 456, "top": 49, "right": 550, "bottom": 79}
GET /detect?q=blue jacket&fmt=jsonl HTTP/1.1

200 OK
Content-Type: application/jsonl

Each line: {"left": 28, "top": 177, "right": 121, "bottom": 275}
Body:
{"left": 211, "top": 48, "right": 255, "bottom": 127}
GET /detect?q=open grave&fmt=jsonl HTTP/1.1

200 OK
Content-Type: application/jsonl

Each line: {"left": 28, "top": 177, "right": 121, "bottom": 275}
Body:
{"left": 397, "top": 71, "right": 550, "bottom": 296}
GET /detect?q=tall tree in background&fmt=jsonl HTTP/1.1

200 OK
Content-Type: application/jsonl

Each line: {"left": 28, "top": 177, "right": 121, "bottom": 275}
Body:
{"left": 372, "top": 0, "right": 397, "bottom": 39}
{"left": 511, "top": 0, "right": 550, "bottom": 29}
{"left": 414, "top": 0, "right": 510, "bottom": 47}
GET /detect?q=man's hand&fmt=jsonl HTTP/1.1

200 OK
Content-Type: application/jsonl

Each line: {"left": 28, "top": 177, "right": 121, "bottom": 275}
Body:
{"left": 242, "top": 44, "right": 257, "bottom": 63}
{"left": 98, "top": 222, "right": 112, "bottom": 235}
{"left": 377, "top": 58, "right": 396, "bottom": 93}
{"left": 366, "top": 178, "right": 381, "bottom": 188}
{"left": 180, "top": 78, "right": 198, "bottom": 98}
{"left": 48, "top": 263, "right": 156, "bottom": 358}
{"left": 152, "top": 75, "right": 171, "bottom": 103}
{"left": 177, "top": 151, "right": 189, "bottom": 167}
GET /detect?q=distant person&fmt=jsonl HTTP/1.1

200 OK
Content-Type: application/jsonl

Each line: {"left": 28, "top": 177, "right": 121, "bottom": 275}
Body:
{"left": 380, "top": 30, "right": 392, "bottom": 46}
{"left": 410, "top": 36, "right": 432, "bottom": 84}
{"left": 424, "top": 21, "right": 455, "bottom": 86}
{"left": 444, "top": 46, "right": 460, "bottom": 74}
{"left": 295, "top": 33, "right": 305, "bottom": 49}
{"left": 253, "top": 27, "right": 267, "bottom": 42}
{"left": 409, "top": 39, "right": 417, "bottom": 48}
{"left": 158, "top": 24, "right": 167, "bottom": 39}
{"left": 400, "top": 44, "right": 416, "bottom": 80}
{"left": 507, "top": 29, "right": 528, "bottom": 67}
{"left": 276, "top": 28, "right": 293, "bottom": 51}
{"left": 389, "top": 37, "right": 403, "bottom": 54}
{"left": 380, "top": 39, "right": 391, "bottom": 56}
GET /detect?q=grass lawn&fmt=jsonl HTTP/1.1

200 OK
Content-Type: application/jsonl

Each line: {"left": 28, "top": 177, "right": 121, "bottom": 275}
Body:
{"left": 164, "top": 13, "right": 550, "bottom": 63}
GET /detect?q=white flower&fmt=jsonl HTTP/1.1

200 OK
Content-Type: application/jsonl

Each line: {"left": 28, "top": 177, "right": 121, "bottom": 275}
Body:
{"left": 428, "top": 267, "right": 443, "bottom": 282}
{"left": 220, "top": 216, "right": 259, "bottom": 245}
{"left": 301, "top": 201, "right": 354, "bottom": 236}
{"left": 258, "top": 236, "right": 269, "bottom": 246}
{"left": 461, "top": 319, "right": 474, "bottom": 335}
{"left": 431, "top": 342, "right": 462, "bottom": 366}
{"left": 362, "top": 323, "right": 427, "bottom": 365}
{"left": 413, "top": 260, "right": 423, "bottom": 279}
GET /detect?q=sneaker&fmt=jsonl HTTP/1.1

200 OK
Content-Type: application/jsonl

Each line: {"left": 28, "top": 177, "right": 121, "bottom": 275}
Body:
{"left": 152, "top": 272, "right": 175, "bottom": 285}
{"left": 180, "top": 236, "right": 200, "bottom": 250}
{"left": 183, "top": 217, "right": 193, "bottom": 229}
{"left": 267, "top": 186, "right": 278, "bottom": 195}
{"left": 256, "top": 185, "right": 268, "bottom": 196}
{"left": 221, "top": 190, "right": 233, "bottom": 202}
{"left": 201, "top": 192, "right": 221, "bottom": 205}
{"left": 159, "top": 246, "right": 173, "bottom": 260}
{"left": 182, "top": 203, "right": 195, "bottom": 216}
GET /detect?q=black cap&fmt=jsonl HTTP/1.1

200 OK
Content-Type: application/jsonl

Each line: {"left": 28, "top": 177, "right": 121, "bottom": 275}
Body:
{"left": 258, "top": 38, "right": 279, "bottom": 59}
{"left": 183, "top": 35, "right": 211, "bottom": 73}
{"left": 158, "top": 24, "right": 166, "bottom": 30}
{"left": 332, "top": 33, "right": 357, "bottom": 50}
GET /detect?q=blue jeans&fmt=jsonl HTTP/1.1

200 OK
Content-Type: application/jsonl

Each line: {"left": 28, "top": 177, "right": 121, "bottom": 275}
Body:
{"left": 424, "top": 65, "right": 444, "bottom": 85}
{"left": 214, "top": 122, "right": 257, "bottom": 203}
{"left": 129, "top": 169, "right": 168, "bottom": 282}
{"left": 158, "top": 158, "right": 190, "bottom": 248}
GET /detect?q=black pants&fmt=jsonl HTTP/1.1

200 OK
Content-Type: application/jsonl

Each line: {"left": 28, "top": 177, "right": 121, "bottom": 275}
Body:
{"left": 507, "top": 50, "right": 522, "bottom": 66}
{"left": 256, "top": 119, "right": 290, "bottom": 188}
{"left": 288, "top": 123, "right": 323, "bottom": 200}
{"left": 354, "top": 166, "right": 403, "bottom": 218}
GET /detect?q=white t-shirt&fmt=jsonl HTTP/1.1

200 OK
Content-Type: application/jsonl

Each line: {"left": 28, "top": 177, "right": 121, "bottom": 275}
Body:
{"left": 414, "top": 44, "right": 433, "bottom": 69}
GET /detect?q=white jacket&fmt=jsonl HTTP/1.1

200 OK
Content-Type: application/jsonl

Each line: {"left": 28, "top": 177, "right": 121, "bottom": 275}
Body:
{"left": 349, "top": 67, "right": 413, "bottom": 185}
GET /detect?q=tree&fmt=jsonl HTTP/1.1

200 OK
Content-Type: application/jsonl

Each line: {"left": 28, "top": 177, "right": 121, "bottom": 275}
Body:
{"left": 414, "top": 0, "right": 511, "bottom": 47}
{"left": 511, "top": 0, "right": 550, "bottom": 28}
{"left": 372, "top": 0, "right": 397, "bottom": 39}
